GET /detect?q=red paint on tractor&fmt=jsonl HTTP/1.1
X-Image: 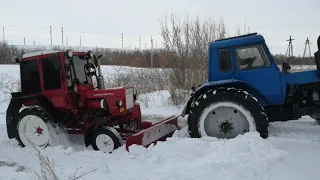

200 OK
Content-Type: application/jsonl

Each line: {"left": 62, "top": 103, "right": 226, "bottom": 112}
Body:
{"left": 125, "top": 115, "right": 179, "bottom": 151}
{"left": 7, "top": 49, "right": 181, "bottom": 153}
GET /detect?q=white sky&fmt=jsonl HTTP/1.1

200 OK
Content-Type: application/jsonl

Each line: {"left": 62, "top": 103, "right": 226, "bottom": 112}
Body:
{"left": 0, "top": 0, "right": 319, "bottom": 55}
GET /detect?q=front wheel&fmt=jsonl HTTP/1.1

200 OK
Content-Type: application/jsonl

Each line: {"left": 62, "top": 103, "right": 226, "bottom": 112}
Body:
{"left": 91, "top": 127, "right": 122, "bottom": 153}
{"left": 188, "top": 87, "right": 269, "bottom": 139}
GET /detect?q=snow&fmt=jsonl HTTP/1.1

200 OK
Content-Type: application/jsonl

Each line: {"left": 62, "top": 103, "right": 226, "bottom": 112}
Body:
{"left": 137, "top": 90, "right": 182, "bottom": 117}
{"left": 0, "top": 65, "right": 320, "bottom": 179}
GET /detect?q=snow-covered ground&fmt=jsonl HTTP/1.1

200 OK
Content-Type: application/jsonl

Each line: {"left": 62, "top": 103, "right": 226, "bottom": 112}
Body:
{"left": 0, "top": 65, "right": 320, "bottom": 179}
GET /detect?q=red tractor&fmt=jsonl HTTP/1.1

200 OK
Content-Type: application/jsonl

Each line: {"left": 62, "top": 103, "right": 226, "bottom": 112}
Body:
{"left": 6, "top": 49, "right": 179, "bottom": 153}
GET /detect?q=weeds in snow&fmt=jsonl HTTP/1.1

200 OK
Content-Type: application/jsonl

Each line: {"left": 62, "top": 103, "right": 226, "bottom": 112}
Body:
{"left": 34, "top": 148, "right": 59, "bottom": 180}
{"left": 34, "top": 148, "right": 96, "bottom": 180}
{"left": 0, "top": 161, "right": 26, "bottom": 172}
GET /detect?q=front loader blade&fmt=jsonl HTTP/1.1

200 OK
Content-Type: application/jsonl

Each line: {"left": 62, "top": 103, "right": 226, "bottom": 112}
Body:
{"left": 126, "top": 115, "right": 179, "bottom": 151}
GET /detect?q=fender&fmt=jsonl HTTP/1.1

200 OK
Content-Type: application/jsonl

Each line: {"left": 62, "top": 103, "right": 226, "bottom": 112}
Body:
{"left": 6, "top": 93, "right": 23, "bottom": 139}
{"left": 6, "top": 93, "right": 64, "bottom": 139}
{"left": 181, "top": 79, "right": 269, "bottom": 116}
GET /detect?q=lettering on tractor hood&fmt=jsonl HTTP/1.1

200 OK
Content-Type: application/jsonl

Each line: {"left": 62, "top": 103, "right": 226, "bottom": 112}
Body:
{"left": 93, "top": 93, "right": 115, "bottom": 96}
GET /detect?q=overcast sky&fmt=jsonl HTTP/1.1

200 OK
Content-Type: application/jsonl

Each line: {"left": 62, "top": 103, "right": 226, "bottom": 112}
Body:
{"left": 0, "top": 0, "right": 318, "bottom": 55}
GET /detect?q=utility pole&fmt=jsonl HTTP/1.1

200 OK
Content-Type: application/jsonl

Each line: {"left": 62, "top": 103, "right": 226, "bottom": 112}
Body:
{"left": 50, "top": 26, "right": 52, "bottom": 45}
{"left": 285, "top": 36, "right": 294, "bottom": 65}
{"left": 34, "top": 41, "right": 35, "bottom": 45}
{"left": 151, "top": 35, "right": 154, "bottom": 68}
{"left": 61, "top": 26, "right": 64, "bottom": 46}
{"left": 121, "top": 33, "right": 123, "bottom": 50}
{"left": 24, "top": 38, "right": 26, "bottom": 45}
{"left": 66, "top": 37, "right": 68, "bottom": 46}
{"left": 2, "top": 26, "right": 5, "bottom": 42}
{"left": 139, "top": 36, "right": 141, "bottom": 50}
{"left": 80, "top": 36, "right": 82, "bottom": 47}
{"left": 303, "top": 38, "right": 312, "bottom": 65}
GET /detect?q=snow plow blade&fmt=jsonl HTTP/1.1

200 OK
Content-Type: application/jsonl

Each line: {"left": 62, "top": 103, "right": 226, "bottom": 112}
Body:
{"left": 126, "top": 115, "right": 179, "bottom": 151}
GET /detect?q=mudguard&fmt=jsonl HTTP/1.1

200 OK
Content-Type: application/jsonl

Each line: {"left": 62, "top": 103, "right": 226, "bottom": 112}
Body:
{"left": 6, "top": 96, "right": 22, "bottom": 139}
{"left": 181, "top": 79, "right": 269, "bottom": 117}
{"left": 6, "top": 93, "right": 64, "bottom": 139}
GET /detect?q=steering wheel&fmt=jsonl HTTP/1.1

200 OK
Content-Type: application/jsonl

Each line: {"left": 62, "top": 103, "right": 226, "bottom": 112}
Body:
{"left": 84, "top": 63, "right": 97, "bottom": 77}
{"left": 243, "top": 57, "right": 257, "bottom": 69}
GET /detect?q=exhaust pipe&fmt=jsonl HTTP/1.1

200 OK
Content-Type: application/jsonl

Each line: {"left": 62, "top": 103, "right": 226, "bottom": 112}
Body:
{"left": 94, "top": 55, "right": 105, "bottom": 89}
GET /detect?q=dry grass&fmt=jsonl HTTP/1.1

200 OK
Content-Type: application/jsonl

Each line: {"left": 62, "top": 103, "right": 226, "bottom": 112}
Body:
{"left": 34, "top": 148, "right": 96, "bottom": 180}
{"left": 0, "top": 161, "right": 26, "bottom": 172}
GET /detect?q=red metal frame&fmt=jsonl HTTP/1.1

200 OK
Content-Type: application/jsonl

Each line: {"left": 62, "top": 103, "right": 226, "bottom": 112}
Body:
{"left": 19, "top": 51, "right": 142, "bottom": 133}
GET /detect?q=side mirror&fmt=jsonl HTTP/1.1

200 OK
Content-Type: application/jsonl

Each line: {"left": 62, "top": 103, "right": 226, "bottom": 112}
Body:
{"left": 282, "top": 62, "right": 291, "bottom": 73}
{"left": 15, "top": 58, "right": 20, "bottom": 64}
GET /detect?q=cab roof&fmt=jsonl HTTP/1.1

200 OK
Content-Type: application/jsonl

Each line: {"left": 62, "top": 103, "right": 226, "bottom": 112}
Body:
{"left": 210, "top": 32, "right": 265, "bottom": 49}
{"left": 22, "top": 50, "right": 87, "bottom": 59}
{"left": 22, "top": 50, "right": 61, "bottom": 58}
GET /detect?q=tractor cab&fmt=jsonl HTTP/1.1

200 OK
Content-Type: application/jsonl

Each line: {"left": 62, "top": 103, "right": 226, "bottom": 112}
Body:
{"left": 205, "top": 33, "right": 320, "bottom": 106}
{"left": 18, "top": 49, "right": 99, "bottom": 96}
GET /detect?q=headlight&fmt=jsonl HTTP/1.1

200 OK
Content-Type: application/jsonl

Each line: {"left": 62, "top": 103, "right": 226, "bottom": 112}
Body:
{"left": 115, "top": 100, "right": 122, "bottom": 107}
{"left": 66, "top": 49, "right": 73, "bottom": 58}
{"left": 87, "top": 50, "right": 93, "bottom": 58}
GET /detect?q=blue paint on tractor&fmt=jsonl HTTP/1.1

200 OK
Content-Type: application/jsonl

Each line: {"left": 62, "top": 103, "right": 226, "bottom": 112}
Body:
{"left": 285, "top": 69, "right": 320, "bottom": 85}
{"left": 190, "top": 32, "right": 320, "bottom": 108}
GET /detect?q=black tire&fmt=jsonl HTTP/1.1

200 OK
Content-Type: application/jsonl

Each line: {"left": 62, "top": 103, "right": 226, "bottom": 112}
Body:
{"left": 188, "top": 87, "right": 269, "bottom": 139}
{"left": 15, "top": 107, "right": 52, "bottom": 148}
{"left": 91, "top": 127, "right": 121, "bottom": 153}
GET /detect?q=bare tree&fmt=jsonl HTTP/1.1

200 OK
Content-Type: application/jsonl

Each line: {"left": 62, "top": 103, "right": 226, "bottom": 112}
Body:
{"left": 159, "top": 14, "right": 228, "bottom": 104}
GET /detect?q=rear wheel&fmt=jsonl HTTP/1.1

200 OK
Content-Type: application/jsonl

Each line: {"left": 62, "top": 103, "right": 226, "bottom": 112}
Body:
{"left": 16, "top": 107, "right": 52, "bottom": 148}
{"left": 91, "top": 127, "right": 121, "bottom": 153}
{"left": 188, "top": 87, "right": 269, "bottom": 139}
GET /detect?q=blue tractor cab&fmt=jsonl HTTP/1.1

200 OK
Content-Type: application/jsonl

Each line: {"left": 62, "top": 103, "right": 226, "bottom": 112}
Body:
{"left": 183, "top": 33, "right": 320, "bottom": 139}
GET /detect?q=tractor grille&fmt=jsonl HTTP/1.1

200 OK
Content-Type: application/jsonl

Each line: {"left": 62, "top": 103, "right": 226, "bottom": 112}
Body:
{"left": 126, "top": 88, "right": 134, "bottom": 109}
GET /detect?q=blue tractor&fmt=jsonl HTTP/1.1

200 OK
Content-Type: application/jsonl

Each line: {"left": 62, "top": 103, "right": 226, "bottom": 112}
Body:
{"left": 181, "top": 32, "right": 320, "bottom": 139}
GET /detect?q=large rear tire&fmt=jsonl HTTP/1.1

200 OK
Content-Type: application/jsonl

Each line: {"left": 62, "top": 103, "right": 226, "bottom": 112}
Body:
{"left": 15, "top": 107, "right": 52, "bottom": 148}
{"left": 188, "top": 87, "right": 269, "bottom": 139}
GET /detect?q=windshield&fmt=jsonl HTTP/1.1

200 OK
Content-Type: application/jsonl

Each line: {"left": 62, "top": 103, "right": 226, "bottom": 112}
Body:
{"left": 71, "top": 56, "right": 93, "bottom": 84}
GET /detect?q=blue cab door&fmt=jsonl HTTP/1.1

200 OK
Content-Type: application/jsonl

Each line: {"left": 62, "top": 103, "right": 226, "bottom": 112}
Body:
{"left": 232, "top": 44, "right": 283, "bottom": 105}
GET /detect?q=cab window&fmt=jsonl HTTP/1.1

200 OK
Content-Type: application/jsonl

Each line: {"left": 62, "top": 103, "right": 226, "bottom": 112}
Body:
{"left": 219, "top": 48, "right": 232, "bottom": 72}
{"left": 41, "top": 54, "right": 62, "bottom": 90}
{"left": 235, "top": 45, "right": 270, "bottom": 70}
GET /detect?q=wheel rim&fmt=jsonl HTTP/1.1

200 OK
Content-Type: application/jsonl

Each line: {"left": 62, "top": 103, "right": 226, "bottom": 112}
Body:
{"left": 198, "top": 102, "right": 256, "bottom": 138}
{"left": 95, "top": 134, "right": 115, "bottom": 153}
{"left": 18, "top": 115, "right": 50, "bottom": 148}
